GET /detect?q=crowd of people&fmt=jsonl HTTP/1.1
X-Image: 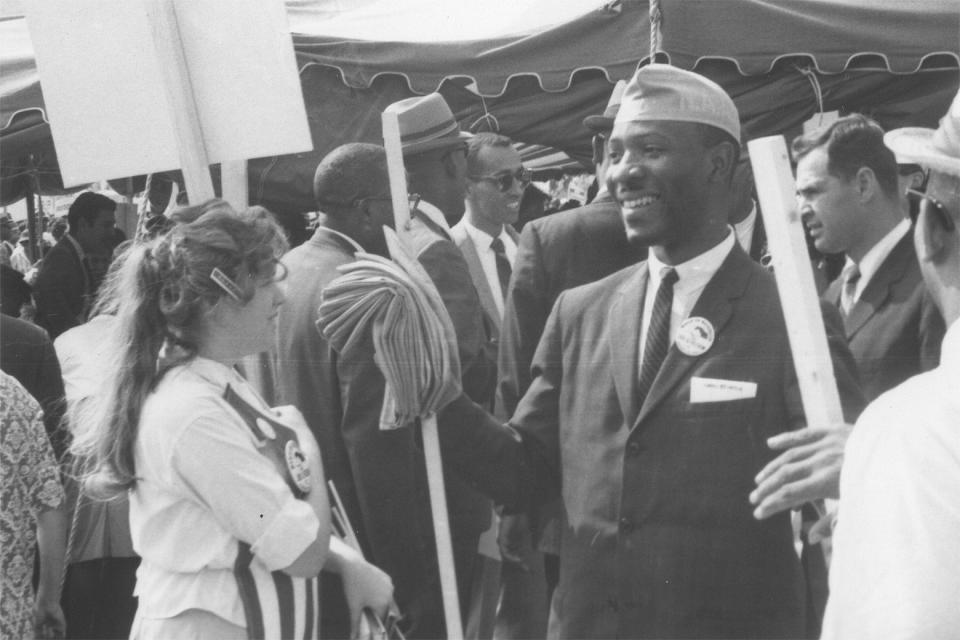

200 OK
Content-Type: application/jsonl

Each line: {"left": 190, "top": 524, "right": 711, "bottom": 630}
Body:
{"left": 2, "top": 61, "right": 959, "bottom": 639}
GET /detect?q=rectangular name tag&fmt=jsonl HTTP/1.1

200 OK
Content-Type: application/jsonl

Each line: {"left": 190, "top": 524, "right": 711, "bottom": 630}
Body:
{"left": 690, "top": 376, "right": 757, "bottom": 403}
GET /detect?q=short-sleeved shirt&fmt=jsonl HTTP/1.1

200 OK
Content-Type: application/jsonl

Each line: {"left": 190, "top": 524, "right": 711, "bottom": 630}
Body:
{"left": 0, "top": 371, "right": 65, "bottom": 639}
{"left": 130, "top": 357, "right": 320, "bottom": 626}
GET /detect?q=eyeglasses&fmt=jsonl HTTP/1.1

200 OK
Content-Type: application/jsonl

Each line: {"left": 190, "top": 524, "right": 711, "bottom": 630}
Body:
{"left": 468, "top": 167, "right": 533, "bottom": 192}
{"left": 905, "top": 188, "right": 956, "bottom": 232}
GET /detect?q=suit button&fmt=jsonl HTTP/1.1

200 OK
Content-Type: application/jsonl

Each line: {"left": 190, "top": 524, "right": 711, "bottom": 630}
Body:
{"left": 626, "top": 441, "right": 642, "bottom": 457}
{"left": 619, "top": 517, "right": 634, "bottom": 533}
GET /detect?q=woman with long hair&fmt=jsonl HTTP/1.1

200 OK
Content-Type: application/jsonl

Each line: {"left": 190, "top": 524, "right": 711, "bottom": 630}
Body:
{"left": 71, "top": 204, "right": 392, "bottom": 639}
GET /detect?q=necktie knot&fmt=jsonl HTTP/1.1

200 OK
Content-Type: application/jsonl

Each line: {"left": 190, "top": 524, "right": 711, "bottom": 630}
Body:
{"left": 840, "top": 262, "right": 860, "bottom": 315}
{"left": 490, "top": 237, "right": 506, "bottom": 254}
{"left": 660, "top": 266, "right": 678, "bottom": 287}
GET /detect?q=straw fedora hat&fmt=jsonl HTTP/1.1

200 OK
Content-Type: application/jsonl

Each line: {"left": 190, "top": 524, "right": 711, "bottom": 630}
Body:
{"left": 885, "top": 89, "right": 960, "bottom": 177}
{"left": 388, "top": 93, "right": 472, "bottom": 157}
{"left": 583, "top": 80, "right": 628, "bottom": 132}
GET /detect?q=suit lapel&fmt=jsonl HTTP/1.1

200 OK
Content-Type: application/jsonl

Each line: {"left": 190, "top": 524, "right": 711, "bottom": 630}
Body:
{"left": 609, "top": 263, "right": 648, "bottom": 423}
{"left": 632, "top": 247, "right": 750, "bottom": 431}
{"left": 458, "top": 235, "right": 502, "bottom": 332}
{"left": 844, "top": 235, "right": 912, "bottom": 339}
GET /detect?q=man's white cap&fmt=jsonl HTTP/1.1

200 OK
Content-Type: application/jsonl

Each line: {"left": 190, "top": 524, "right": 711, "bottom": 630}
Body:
{"left": 615, "top": 63, "right": 740, "bottom": 143}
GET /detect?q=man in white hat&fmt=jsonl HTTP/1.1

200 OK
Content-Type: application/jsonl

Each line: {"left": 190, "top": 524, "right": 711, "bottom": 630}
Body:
{"left": 436, "top": 64, "right": 862, "bottom": 638}
{"left": 821, "top": 89, "right": 960, "bottom": 640}
{"left": 494, "top": 79, "right": 643, "bottom": 639}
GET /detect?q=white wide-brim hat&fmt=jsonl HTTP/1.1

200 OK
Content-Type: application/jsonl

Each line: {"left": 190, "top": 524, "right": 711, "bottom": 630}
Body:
{"left": 884, "top": 89, "right": 960, "bottom": 177}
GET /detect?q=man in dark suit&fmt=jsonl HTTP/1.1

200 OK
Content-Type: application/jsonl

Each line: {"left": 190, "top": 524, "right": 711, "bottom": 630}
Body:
{"left": 275, "top": 143, "right": 485, "bottom": 639}
{"left": 0, "top": 314, "right": 67, "bottom": 461}
{"left": 34, "top": 192, "right": 116, "bottom": 338}
{"left": 750, "top": 115, "right": 947, "bottom": 551}
{"left": 793, "top": 114, "right": 944, "bottom": 402}
{"left": 436, "top": 64, "right": 863, "bottom": 639}
{"left": 494, "top": 80, "right": 644, "bottom": 638}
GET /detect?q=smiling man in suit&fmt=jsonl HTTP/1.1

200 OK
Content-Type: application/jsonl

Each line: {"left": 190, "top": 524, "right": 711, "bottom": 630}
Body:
{"left": 451, "top": 132, "right": 525, "bottom": 336}
{"left": 436, "top": 64, "right": 863, "bottom": 639}
{"left": 794, "top": 114, "right": 945, "bottom": 402}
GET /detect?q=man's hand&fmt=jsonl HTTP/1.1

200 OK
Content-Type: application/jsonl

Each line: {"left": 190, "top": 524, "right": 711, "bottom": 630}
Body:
{"left": 34, "top": 592, "right": 65, "bottom": 639}
{"left": 497, "top": 513, "right": 530, "bottom": 570}
{"left": 749, "top": 424, "right": 853, "bottom": 519}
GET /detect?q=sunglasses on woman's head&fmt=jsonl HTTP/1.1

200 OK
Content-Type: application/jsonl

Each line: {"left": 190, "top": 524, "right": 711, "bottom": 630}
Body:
{"left": 469, "top": 167, "right": 533, "bottom": 192}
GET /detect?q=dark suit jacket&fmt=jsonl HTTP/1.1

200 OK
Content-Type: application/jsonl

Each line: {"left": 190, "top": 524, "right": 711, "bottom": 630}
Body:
{"left": 497, "top": 193, "right": 644, "bottom": 418}
{"left": 275, "top": 228, "right": 488, "bottom": 638}
{"left": 0, "top": 314, "right": 67, "bottom": 460}
{"left": 34, "top": 236, "right": 90, "bottom": 339}
{"left": 824, "top": 233, "right": 944, "bottom": 402}
{"left": 441, "top": 245, "right": 864, "bottom": 639}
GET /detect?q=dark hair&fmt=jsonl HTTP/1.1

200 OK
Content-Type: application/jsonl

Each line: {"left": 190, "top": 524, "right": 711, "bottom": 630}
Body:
{"left": 313, "top": 143, "right": 389, "bottom": 213}
{"left": 67, "top": 192, "right": 117, "bottom": 236}
{"left": 72, "top": 204, "right": 288, "bottom": 497}
{"left": 791, "top": 114, "right": 899, "bottom": 199}
{"left": 466, "top": 132, "right": 514, "bottom": 175}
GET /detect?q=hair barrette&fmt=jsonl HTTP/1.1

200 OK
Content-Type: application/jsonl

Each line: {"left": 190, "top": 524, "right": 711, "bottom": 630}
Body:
{"left": 210, "top": 267, "right": 244, "bottom": 302}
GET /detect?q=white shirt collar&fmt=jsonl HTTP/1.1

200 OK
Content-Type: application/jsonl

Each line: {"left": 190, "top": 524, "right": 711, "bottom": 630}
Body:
{"left": 732, "top": 201, "right": 758, "bottom": 255}
{"left": 462, "top": 219, "right": 514, "bottom": 253}
{"left": 844, "top": 218, "right": 910, "bottom": 303}
{"left": 647, "top": 230, "right": 736, "bottom": 293}
{"left": 315, "top": 225, "right": 363, "bottom": 253}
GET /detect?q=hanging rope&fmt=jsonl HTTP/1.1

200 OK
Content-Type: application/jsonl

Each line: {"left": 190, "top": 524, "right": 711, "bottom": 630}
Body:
{"left": 649, "top": 0, "right": 663, "bottom": 61}
{"left": 796, "top": 65, "right": 826, "bottom": 113}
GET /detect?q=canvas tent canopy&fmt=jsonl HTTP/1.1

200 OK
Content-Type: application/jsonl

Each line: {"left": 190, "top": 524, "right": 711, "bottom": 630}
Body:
{"left": 1, "top": 0, "right": 958, "bottom": 217}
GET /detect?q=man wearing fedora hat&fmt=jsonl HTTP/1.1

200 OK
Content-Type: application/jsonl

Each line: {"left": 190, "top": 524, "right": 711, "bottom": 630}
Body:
{"left": 493, "top": 78, "right": 644, "bottom": 639}
{"left": 820, "top": 90, "right": 960, "bottom": 639}
{"left": 386, "top": 93, "right": 498, "bottom": 635}
{"left": 434, "top": 64, "right": 862, "bottom": 638}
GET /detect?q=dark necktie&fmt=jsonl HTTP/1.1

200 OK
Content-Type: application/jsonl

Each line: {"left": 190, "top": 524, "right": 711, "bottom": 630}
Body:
{"left": 840, "top": 263, "right": 860, "bottom": 317}
{"left": 490, "top": 236, "right": 512, "bottom": 300}
{"left": 637, "top": 267, "right": 678, "bottom": 405}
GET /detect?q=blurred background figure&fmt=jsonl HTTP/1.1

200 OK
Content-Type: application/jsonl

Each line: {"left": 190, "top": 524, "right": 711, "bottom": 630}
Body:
{"left": 1, "top": 370, "right": 67, "bottom": 640}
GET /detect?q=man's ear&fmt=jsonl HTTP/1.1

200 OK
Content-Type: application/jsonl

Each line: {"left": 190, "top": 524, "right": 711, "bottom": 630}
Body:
{"left": 707, "top": 141, "right": 736, "bottom": 184}
{"left": 591, "top": 134, "right": 606, "bottom": 168}
{"left": 907, "top": 170, "right": 926, "bottom": 190}
{"left": 855, "top": 166, "right": 880, "bottom": 202}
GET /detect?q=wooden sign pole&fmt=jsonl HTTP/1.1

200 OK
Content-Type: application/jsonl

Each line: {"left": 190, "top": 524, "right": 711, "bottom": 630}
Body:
{"left": 749, "top": 136, "right": 843, "bottom": 561}
{"left": 381, "top": 109, "right": 464, "bottom": 639}
{"left": 145, "top": 0, "right": 215, "bottom": 204}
